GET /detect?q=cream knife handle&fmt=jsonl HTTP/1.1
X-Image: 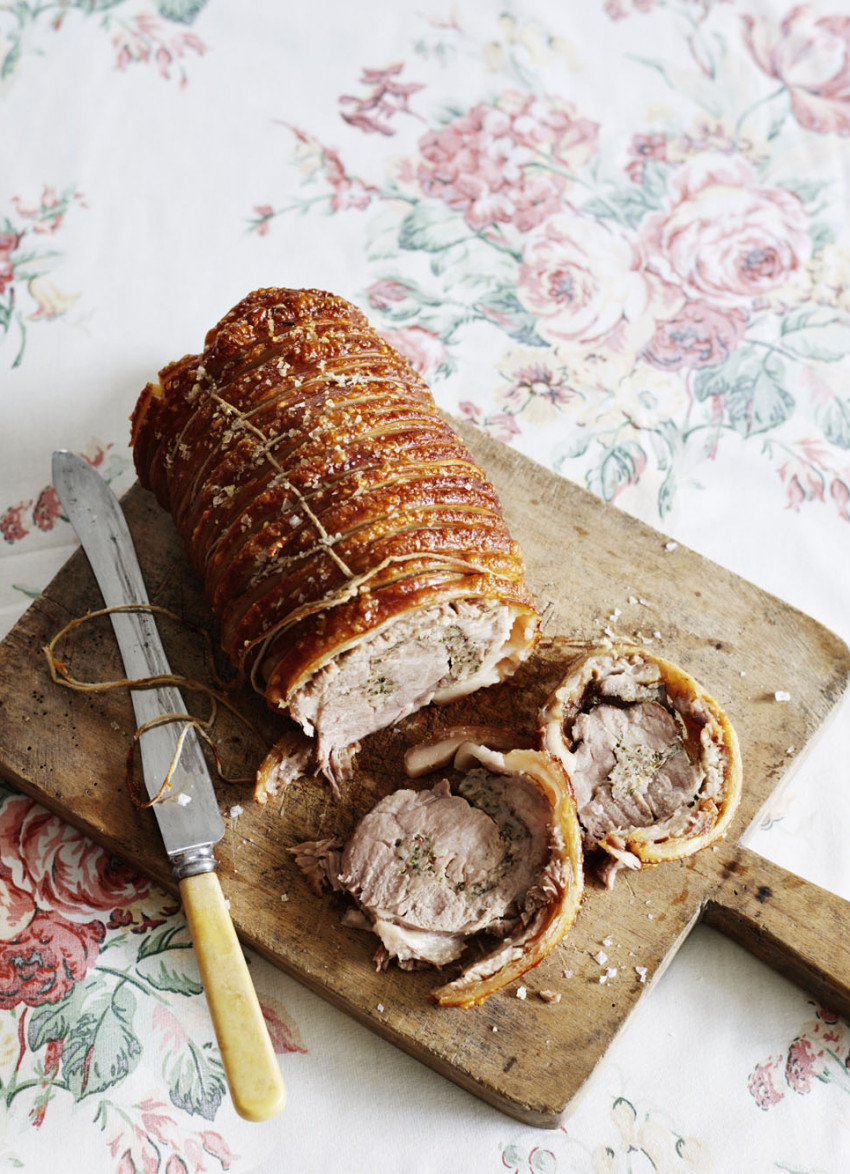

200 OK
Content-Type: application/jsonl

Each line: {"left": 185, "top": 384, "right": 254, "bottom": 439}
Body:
{"left": 179, "top": 871, "right": 287, "bottom": 1122}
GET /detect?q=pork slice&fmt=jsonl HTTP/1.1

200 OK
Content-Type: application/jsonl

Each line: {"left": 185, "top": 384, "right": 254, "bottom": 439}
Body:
{"left": 571, "top": 700, "right": 703, "bottom": 845}
{"left": 333, "top": 772, "right": 552, "bottom": 968}
{"left": 288, "top": 599, "right": 515, "bottom": 786}
{"left": 288, "top": 837, "right": 344, "bottom": 895}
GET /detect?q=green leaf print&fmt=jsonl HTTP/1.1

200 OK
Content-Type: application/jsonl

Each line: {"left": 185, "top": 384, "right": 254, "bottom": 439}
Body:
{"left": 165, "top": 1038, "right": 227, "bottom": 1120}
{"left": 819, "top": 397, "right": 850, "bottom": 450}
{"left": 62, "top": 984, "right": 142, "bottom": 1099}
{"left": 134, "top": 920, "right": 203, "bottom": 994}
{"left": 694, "top": 350, "right": 794, "bottom": 436}
{"left": 476, "top": 286, "right": 547, "bottom": 347}
{"left": 156, "top": 0, "right": 209, "bottom": 23}
{"left": 588, "top": 441, "right": 646, "bottom": 501}
{"left": 27, "top": 977, "right": 99, "bottom": 1052}
{"left": 779, "top": 316, "right": 850, "bottom": 364}
{"left": 136, "top": 921, "right": 194, "bottom": 961}
{"left": 397, "top": 202, "right": 473, "bottom": 254}
{"left": 727, "top": 358, "right": 793, "bottom": 437}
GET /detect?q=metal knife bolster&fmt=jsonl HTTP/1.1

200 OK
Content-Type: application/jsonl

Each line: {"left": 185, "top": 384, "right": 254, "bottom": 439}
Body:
{"left": 51, "top": 451, "right": 226, "bottom": 880}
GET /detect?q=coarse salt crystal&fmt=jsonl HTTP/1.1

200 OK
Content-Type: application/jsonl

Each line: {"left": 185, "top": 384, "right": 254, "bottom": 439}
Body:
{"left": 664, "top": 541, "right": 678, "bottom": 551}
{"left": 593, "top": 950, "right": 608, "bottom": 965}
{"left": 774, "top": 690, "right": 791, "bottom": 702}
{"left": 176, "top": 793, "right": 192, "bottom": 806}
{"left": 229, "top": 805, "right": 243, "bottom": 818}
{"left": 377, "top": 1003, "right": 384, "bottom": 1013}
{"left": 635, "top": 966, "right": 648, "bottom": 983}
{"left": 516, "top": 986, "right": 527, "bottom": 1000}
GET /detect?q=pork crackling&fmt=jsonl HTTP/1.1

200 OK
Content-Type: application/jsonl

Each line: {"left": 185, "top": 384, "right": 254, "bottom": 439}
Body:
{"left": 291, "top": 740, "right": 584, "bottom": 1008}
{"left": 539, "top": 643, "right": 742, "bottom": 886}
{"left": 130, "top": 288, "right": 540, "bottom": 787}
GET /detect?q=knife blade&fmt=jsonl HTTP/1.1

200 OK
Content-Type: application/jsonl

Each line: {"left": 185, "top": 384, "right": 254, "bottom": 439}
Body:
{"left": 52, "top": 450, "right": 286, "bottom": 1122}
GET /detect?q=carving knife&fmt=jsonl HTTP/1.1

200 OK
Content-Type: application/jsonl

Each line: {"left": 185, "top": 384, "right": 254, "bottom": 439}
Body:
{"left": 51, "top": 450, "right": 286, "bottom": 1122}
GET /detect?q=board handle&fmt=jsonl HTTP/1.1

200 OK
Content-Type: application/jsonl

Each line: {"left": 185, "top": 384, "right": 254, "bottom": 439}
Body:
{"left": 704, "top": 845, "right": 850, "bottom": 1018}
{"left": 180, "top": 871, "right": 287, "bottom": 1121}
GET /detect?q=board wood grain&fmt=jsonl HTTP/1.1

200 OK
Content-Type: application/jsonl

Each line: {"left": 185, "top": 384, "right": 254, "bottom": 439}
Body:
{"left": 1, "top": 420, "right": 849, "bottom": 1126}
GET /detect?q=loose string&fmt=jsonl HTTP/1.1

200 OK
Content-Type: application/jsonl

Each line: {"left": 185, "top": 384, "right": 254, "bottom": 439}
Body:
{"left": 43, "top": 603, "right": 265, "bottom": 806}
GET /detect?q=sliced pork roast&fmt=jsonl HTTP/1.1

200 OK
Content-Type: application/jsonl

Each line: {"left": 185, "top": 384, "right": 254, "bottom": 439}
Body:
{"left": 290, "top": 741, "right": 583, "bottom": 1008}
{"left": 539, "top": 643, "right": 742, "bottom": 885}
{"left": 130, "top": 288, "right": 539, "bottom": 789}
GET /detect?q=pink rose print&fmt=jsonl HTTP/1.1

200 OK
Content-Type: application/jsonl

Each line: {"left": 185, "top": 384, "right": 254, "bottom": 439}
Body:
{"left": 416, "top": 91, "right": 597, "bottom": 233}
{"left": 366, "top": 278, "right": 413, "bottom": 310}
{"left": 517, "top": 211, "right": 682, "bottom": 351}
{"left": 0, "top": 794, "right": 151, "bottom": 923}
{"left": 0, "top": 910, "right": 105, "bottom": 1009}
{"left": 743, "top": 5, "right": 850, "bottom": 136}
{"left": 0, "top": 232, "right": 21, "bottom": 294}
{"left": 641, "top": 154, "right": 810, "bottom": 308}
{"left": 12, "top": 185, "right": 84, "bottom": 234}
{"left": 112, "top": 14, "right": 207, "bottom": 88}
{"left": 831, "top": 477, "right": 850, "bottom": 521}
{"left": 748, "top": 1004, "right": 850, "bottom": 1109}
{"left": 378, "top": 324, "right": 446, "bottom": 377}
{"left": 294, "top": 125, "right": 374, "bottom": 212}
{"left": 626, "top": 131, "right": 668, "bottom": 184}
{"left": 747, "top": 1056, "right": 786, "bottom": 1109}
{"left": 32, "top": 485, "right": 61, "bottom": 531}
{"left": 0, "top": 864, "right": 34, "bottom": 940}
{"left": 1, "top": 501, "right": 31, "bottom": 543}
{"left": 107, "top": 1097, "right": 240, "bottom": 1174}
{"left": 260, "top": 1000, "right": 308, "bottom": 1056}
{"left": 458, "top": 401, "right": 522, "bottom": 444}
{"left": 339, "top": 63, "right": 424, "bottom": 136}
{"left": 785, "top": 1035, "right": 822, "bottom": 1093}
{"left": 642, "top": 301, "right": 749, "bottom": 370}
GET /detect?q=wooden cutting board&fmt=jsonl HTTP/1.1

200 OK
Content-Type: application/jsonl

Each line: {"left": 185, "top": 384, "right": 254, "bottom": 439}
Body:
{"left": 1, "top": 420, "right": 849, "bottom": 1127}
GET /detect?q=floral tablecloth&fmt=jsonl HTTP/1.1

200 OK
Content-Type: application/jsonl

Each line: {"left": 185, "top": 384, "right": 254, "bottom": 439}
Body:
{"left": 2, "top": 2, "right": 850, "bottom": 1171}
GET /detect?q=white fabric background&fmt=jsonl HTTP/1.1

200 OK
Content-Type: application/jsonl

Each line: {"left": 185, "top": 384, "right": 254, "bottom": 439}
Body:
{"left": 2, "top": 2, "right": 850, "bottom": 1171}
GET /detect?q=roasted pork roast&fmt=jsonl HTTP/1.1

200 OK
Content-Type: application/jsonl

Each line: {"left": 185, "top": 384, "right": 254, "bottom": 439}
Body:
{"left": 130, "top": 288, "right": 539, "bottom": 786}
{"left": 291, "top": 740, "right": 583, "bottom": 1007}
{"left": 539, "top": 643, "right": 742, "bottom": 885}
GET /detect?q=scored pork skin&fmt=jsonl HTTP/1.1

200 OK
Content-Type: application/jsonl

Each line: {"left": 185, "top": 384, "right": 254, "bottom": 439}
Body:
{"left": 130, "top": 288, "right": 539, "bottom": 780}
